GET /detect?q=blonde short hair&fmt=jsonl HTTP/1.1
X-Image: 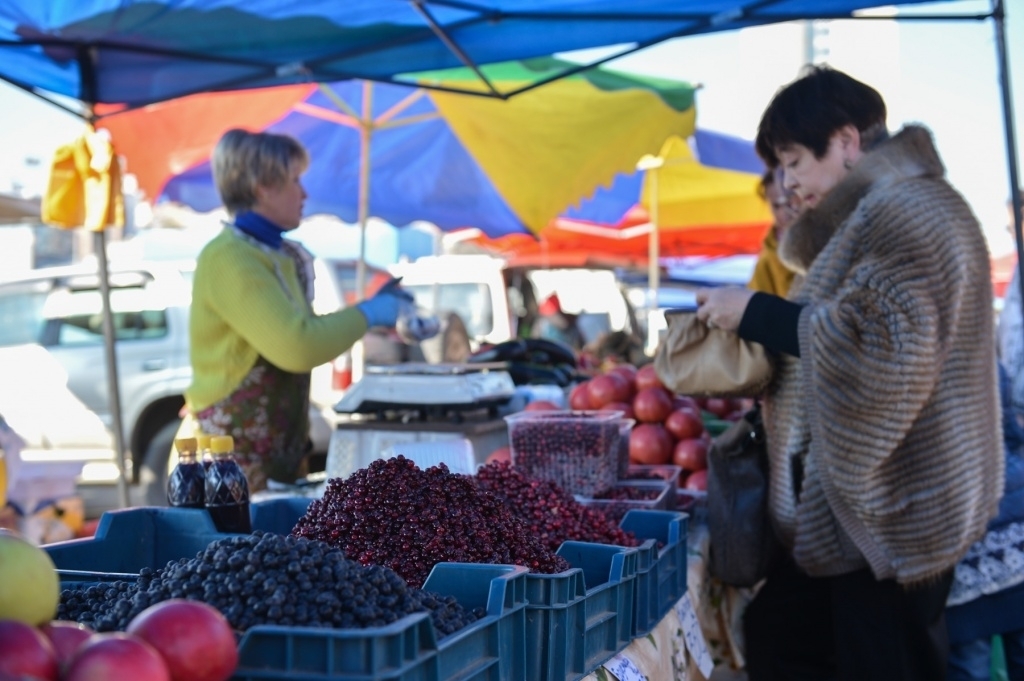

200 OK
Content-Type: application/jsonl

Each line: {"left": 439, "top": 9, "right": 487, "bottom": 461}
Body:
{"left": 212, "top": 129, "right": 309, "bottom": 215}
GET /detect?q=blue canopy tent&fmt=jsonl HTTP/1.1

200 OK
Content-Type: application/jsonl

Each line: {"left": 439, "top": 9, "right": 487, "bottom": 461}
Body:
{"left": 0, "top": 0, "right": 1017, "bottom": 509}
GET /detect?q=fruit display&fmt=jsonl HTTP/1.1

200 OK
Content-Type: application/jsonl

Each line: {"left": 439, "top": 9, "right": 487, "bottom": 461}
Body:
{"left": 474, "top": 461, "right": 638, "bottom": 551}
{"left": 581, "top": 482, "right": 673, "bottom": 525}
{"left": 504, "top": 410, "right": 622, "bottom": 497}
{"left": 0, "top": 529, "right": 60, "bottom": 625}
{"left": 57, "top": 531, "right": 482, "bottom": 638}
{"left": 292, "top": 456, "right": 570, "bottom": 588}
{"left": 571, "top": 362, "right": 751, "bottom": 491}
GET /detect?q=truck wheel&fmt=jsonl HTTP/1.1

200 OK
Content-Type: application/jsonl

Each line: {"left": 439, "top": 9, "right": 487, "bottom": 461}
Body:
{"left": 137, "top": 419, "right": 181, "bottom": 507}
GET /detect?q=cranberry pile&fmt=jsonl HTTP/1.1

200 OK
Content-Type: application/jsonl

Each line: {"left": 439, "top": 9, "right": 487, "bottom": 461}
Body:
{"left": 474, "top": 461, "right": 638, "bottom": 552}
{"left": 508, "top": 413, "right": 621, "bottom": 497}
{"left": 292, "top": 456, "right": 569, "bottom": 587}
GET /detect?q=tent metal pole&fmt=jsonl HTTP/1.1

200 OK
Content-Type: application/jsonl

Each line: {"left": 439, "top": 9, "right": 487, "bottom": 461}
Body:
{"left": 992, "top": 0, "right": 1024, "bottom": 315}
{"left": 352, "top": 81, "right": 374, "bottom": 381}
{"left": 80, "top": 95, "right": 131, "bottom": 508}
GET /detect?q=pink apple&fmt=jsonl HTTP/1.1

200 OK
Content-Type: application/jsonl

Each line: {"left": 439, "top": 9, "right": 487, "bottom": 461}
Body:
{"left": 65, "top": 633, "right": 170, "bottom": 681}
{"left": 40, "top": 621, "right": 95, "bottom": 673}
{"left": 127, "top": 600, "right": 237, "bottom": 681}
{"left": 0, "top": 619, "right": 58, "bottom": 680}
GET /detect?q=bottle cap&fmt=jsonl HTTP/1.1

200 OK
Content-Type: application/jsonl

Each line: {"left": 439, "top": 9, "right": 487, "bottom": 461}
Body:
{"left": 210, "top": 435, "right": 235, "bottom": 455}
{"left": 174, "top": 437, "right": 198, "bottom": 454}
{"left": 197, "top": 434, "right": 212, "bottom": 450}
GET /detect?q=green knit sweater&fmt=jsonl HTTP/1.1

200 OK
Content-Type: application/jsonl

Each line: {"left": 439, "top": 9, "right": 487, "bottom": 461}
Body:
{"left": 186, "top": 227, "right": 367, "bottom": 411}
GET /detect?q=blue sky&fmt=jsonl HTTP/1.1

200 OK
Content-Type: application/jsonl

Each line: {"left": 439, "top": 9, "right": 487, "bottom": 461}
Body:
{"left": 1, "top": 1, "right": 1021, "bottom": 254}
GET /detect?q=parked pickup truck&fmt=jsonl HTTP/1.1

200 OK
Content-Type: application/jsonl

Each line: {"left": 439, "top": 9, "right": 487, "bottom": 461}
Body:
{"left": 0, "top": 254, "right": 366, "bottom": 514}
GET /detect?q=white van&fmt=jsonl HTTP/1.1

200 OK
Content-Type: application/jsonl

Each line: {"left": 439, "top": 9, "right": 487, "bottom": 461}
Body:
{"left": 389, "top": 254, "right": 639, "bottom": 354}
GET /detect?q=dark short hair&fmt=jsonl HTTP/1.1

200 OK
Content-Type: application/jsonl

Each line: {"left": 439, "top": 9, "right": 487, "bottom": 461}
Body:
{"left": 757, "top": 169, "right": 774, "bottom": 200}
{"left": 755, "top": 65, "right": 887, "bottom": 168}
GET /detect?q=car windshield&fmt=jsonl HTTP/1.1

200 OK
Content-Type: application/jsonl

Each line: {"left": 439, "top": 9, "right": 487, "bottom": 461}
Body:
{"left": 402, "top": 282, "right": 494, "bottom": 340}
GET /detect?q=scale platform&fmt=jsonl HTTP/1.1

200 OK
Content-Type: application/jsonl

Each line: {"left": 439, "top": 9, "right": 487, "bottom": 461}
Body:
{"left": 334, "top": 362, "right": 516, "bottom": 414}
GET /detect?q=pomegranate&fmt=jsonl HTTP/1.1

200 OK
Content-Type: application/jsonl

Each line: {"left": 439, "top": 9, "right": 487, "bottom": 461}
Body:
{"left": 672, "top": 438, "right": 709, "bottom": 472}
{"left": 633, "top": 387, "right": 673, "bottom": 424}
{"left": 634, "top": 364, "right": 665, "bottom": 392}
{"left": 664, "top": 408, "right": 704, "bottom": 440}
{"left": 599, "top": 401, "right": 634, "bottom": 420}
{"left": 568, "top": 382, "right": 592, "bottom": 410}
{"left": 629, "top": 423, "right": 674, "bottom": 465}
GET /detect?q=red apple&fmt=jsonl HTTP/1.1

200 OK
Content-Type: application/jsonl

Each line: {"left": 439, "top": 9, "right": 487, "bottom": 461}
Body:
{"left": 40, "top": 621, "right": 94, "bottom": 674}
{"left": 629, "top": 423, "right": 674, "bottom": 465}
{"left": 664, "top": 408, "right": 704, "bottom": 441}
{"left": 586, "top": 374, "right": 628, "bottom": 409}
{"left": 634, "top": 364, "right": 665, "bottom": 392}
{"left": 0, "top": 620, "right": 58, "bottom": 680}
{"left": 524, "top": 400, "right": 560, "bottom": 411}
{"left": 633, "top": 387, "right": 673, "bottom": 424}
{"left": 65, "top": 633, "right": 170, "bottom": 681}
{"left": 673, "top": 438, "right": 709, "bottom": 472}
{"left": 127, "top": 600, "right": 237, "bottom": 681}
{"left": 704, "top": 397, "right": 732, "bottom": 418}
{"left": 599, "top": 401, "right": 634, "bottom": 420}
{"left": 568, "top": 382, "right": 592, "bottom": 410}
{"left": 486, "top": 446, "right": 512, "bottom": 465}
{"left": 683, "top": 469, "right": 708, "bottom": 491}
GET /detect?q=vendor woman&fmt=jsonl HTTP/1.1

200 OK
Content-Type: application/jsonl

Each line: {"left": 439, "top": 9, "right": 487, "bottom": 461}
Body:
{"left": 185, "top": 128, "right": 410, "bottom": 491}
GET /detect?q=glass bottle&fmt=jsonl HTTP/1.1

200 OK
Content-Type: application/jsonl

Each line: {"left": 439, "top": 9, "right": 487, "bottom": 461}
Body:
{"left": 167, "top": 437, "right": 205, "bottom": 508}
{"left": 204, "top": 435, "right": 252, "bottom": 533}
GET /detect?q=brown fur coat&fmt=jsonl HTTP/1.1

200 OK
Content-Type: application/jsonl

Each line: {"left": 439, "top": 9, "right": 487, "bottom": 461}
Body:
{"left": 766, "top": 125, "right": 1003, "bottom": 585}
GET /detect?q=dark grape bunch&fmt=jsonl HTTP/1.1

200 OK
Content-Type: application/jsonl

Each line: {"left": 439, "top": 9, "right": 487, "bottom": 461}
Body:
{"left": 57, "top": 531, "right": 483, "bottom": 637}
{"left": 292, "top": 456, "right": 570, "bottom": 587}
{"left": 474, "top": 461, "right": 638, "bottom": 552}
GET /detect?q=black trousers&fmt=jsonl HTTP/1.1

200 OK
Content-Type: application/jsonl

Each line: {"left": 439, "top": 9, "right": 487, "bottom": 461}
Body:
{"left": 744, "top": 557, "right": 954, "bottom": 681}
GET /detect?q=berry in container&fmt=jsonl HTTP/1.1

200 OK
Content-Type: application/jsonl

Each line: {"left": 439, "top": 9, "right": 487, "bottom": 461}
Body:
{"left": 504, "top": 409, "right": 623, "bottom": 497}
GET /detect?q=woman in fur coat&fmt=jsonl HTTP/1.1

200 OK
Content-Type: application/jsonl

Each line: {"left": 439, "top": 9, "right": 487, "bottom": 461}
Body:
{"left": 695, "top": 65, "right": 1003, "bottom": 681}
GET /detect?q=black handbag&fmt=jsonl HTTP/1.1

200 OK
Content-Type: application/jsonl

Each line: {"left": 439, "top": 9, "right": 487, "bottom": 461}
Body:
{"left": 707, "top": 405, "right": 782, "bottom": 587}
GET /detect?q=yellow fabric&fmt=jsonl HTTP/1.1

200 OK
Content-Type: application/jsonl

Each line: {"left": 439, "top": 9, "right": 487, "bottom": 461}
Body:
{"left": 429, "top": 82, "right": 696, "bottom": 233}
{"left": 747, "top": 227, "right": 795, "bottom": 297}
{"left": 641, "top": 136, "right": 770, "bottom": 228}
{"left": 186, "top": 227, "right": 367, "bottom": 411}
{"left": 41, "top": 129, "right": 125, "bottom": 231}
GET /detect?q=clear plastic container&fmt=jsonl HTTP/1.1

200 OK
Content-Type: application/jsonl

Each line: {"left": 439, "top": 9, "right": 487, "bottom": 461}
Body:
{"left": 577, "top": 480, "right": 673, "bottom": 525}
{"left": 504, "top": 409, "right": 622, "bottom": 497}
{"left": 616, "top": 418, "right": 635, "bottom": 479}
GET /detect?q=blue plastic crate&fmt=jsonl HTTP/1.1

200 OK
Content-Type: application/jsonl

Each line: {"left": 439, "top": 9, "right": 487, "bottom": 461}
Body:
{"left": 619, "top": 510, "right": 688, "bottom": 637}
{"left": 427, "top": 563, "right": 528, "bottom": 681}
{"left": 232, "top": 562, "right": 528, "bottom": 681}
{"left": 524, "top": 542, "right": 638, "bottom": 681}
{"left": 250, "top": 496, "right": 313, "bottom": 534}
{"left": 45, "top": 507, "right": 225, "bottom": 586}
